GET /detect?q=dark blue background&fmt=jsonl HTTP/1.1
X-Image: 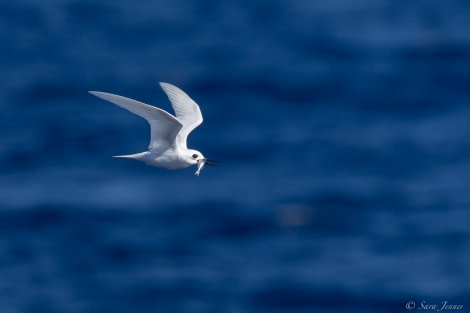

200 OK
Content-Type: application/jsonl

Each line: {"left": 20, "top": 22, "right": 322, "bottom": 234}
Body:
{"left": 1, "top": 0, "right": 469, "bottom": 312}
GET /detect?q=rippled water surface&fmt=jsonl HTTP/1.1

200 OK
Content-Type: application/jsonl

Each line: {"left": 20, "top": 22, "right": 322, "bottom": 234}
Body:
{"left": 1, "top": 0, "right": 470, "bottom": 312}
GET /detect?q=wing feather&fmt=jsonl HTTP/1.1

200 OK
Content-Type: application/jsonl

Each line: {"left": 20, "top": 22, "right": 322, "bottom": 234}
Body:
{"left": 89, "top": 91, "right": 183, "bottom": 152}
{"left": 159, "top": 82, "right": 203, "bottom": 149}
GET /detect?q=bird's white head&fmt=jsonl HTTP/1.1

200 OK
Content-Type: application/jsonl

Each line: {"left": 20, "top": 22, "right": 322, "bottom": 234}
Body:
{"left": 186, "top": 149, "right": 218, "bottom": 176}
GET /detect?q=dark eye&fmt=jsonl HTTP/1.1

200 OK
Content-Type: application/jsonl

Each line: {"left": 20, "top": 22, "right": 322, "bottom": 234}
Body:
{"left": 192, "top": 154, "right": 198, "bottom": 159}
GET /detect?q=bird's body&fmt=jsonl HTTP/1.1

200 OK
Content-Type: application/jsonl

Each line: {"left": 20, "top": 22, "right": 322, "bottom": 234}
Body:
{"left": 89, "top": 83, "right": 217, "bottom": 175}
{"left": 114, "top": 147, "right": 200, "bottom": 169}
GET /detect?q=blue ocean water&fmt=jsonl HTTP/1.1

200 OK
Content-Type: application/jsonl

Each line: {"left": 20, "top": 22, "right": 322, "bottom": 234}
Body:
{"left": 1, "top": 0, "right": 470, "bottom": 312}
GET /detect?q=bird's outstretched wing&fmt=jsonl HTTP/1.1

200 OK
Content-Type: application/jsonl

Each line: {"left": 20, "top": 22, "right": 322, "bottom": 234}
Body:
{"left": 159, "top": 82, "right": 203, "bottom": 149}
{"left": 89, "top": 91, "right": 183, "bottom": 152}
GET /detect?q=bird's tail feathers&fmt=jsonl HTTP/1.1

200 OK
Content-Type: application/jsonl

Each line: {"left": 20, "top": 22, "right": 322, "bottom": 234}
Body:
{"left": 112, "top": 152, "right": 147, "bottom": 159}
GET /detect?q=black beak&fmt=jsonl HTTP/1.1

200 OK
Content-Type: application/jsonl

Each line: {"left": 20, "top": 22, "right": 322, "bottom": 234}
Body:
{"left": 203, "top": 158, "right": 218, "bottom": 166}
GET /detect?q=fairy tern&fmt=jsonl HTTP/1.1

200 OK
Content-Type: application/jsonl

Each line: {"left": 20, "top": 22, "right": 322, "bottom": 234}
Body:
{"left": 89, "top": 82, "right": 217, "bottom": 176}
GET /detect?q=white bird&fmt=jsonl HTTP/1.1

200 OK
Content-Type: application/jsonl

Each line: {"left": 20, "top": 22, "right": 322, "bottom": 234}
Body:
{"left": 89, "top": 82, "right": 217, "bottom": 176}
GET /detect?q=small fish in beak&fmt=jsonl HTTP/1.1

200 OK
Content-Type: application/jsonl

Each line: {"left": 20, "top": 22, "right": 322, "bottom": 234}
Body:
{"left": 195, "top": 158, "right": 218, "bottom": 176}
